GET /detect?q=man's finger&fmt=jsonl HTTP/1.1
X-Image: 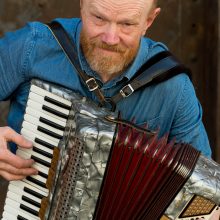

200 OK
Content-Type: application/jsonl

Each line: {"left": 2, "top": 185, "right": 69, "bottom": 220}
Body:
{"left": 3, "top": 150, "right": 35, "bottom": 169}
{"left": 0, "top": 127, "right": 32, "bottom": 148}
{"left": 0, "top": 170, "right": 26, "bottom": 181}
{"left": 0, "top": 161, "right": 38, "bottom": 176}
{"left": 209, "top": 206, "right": 220, "bottom": 220}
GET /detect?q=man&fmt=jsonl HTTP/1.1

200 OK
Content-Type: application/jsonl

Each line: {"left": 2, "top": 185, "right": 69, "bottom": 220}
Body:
{"left": 0, "top": 0, "right": 219, "bottom": 219}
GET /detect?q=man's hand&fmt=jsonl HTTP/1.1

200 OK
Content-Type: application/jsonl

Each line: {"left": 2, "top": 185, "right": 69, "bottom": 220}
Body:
{"left": 198, "top": 207, "right": 220, "bottom": 220}
{"left": 209, "top": 207, "right": 220, "bottom": 220}
{"left": 0, "top": 126, "right": 38, "bottom": 181}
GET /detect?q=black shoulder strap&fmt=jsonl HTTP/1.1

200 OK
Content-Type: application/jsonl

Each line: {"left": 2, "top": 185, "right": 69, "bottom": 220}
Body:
{"left": 46, "top": 21, "right": 191, "bottom": 111}
{"left": 110, "top": 51, "right": 191, "bottom": 105}
{"left": 46, "top": 21, "right": 107, "bottom": 106}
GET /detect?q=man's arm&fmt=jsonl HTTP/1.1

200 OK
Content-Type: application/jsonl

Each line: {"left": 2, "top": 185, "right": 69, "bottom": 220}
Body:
{"left": 169, "top": 75, "right": 212, "bottom": 157}
{"left": 0, "top": 23, "right": 34, "bottom": 101}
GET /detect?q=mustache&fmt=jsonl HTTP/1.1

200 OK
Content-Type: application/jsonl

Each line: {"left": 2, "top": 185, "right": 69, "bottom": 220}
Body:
{"left": 93, "top": 41, "right": 126, "bottom": 53}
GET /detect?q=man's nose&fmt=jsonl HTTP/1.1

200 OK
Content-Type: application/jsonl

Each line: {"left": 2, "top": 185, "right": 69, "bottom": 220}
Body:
{"left": 101, "top": 24, "right": 120, "bottom": 45}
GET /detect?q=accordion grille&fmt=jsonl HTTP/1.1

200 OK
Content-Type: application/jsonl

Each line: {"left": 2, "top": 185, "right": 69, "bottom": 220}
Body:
{"left": 180, "top": 195, "right": 216, "bottom": 218}
{"left": 51, "top": 137, "right": 84, "bottom": 220}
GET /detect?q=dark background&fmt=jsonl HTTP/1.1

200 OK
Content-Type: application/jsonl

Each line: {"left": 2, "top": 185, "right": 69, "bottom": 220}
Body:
{"left": 0, "top": 0, "right": 219, "bottom": 216}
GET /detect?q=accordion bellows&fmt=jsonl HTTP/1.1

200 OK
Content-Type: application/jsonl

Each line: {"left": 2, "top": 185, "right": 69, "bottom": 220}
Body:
{"left": 2, "top": 79, "right": 220, "bottom": 220}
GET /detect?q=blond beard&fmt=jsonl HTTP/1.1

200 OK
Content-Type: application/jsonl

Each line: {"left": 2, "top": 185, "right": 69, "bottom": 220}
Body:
{"left": 80, "top": 30, "right": 139, "bottom": 80}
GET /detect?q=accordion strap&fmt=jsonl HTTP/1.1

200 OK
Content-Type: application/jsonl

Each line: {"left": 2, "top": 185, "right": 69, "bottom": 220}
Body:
{"left": 110, "top": 51, "right": 191, "bottom": 104}
{"left": 46, "top": 21, "right": 191, "bottom": 111}
{"left": 46, "top": 22, "right": 107, "bottom": 106}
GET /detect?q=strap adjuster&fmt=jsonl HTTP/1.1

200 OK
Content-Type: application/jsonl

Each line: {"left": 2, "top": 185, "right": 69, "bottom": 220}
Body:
{"left": 120, "top": 84, "right": 134, "bottom": 98}
{"left": 85, "top": 78, "right": 99, "bottom": 91}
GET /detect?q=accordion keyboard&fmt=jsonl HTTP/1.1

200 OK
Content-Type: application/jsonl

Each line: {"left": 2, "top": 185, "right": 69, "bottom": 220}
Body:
{"left": 1, "top": 84, "right": 72, "bottom": 220}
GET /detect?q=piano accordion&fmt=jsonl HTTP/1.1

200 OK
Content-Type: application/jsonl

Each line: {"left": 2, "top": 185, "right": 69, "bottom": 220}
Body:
{"left": 2, "top": 79, "right": 220, "bottom": 220}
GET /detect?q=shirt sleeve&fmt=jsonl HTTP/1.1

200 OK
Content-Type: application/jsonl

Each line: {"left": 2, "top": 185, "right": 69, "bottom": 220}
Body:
{"left": 0, "top": 23, "right": 34, "bottom": 101}
{"left": 169, "top": 75, "right": 212, "bottom": 157}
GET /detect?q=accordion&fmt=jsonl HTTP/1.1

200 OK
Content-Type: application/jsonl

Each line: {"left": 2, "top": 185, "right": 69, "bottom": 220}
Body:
{"left": 2, "top": 79, "right": 220, "bottom": 220}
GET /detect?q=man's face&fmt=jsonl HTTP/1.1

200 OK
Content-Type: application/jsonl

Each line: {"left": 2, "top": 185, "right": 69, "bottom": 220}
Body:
{"left": 80, "top": 0, "right": 159, "bottom": 82}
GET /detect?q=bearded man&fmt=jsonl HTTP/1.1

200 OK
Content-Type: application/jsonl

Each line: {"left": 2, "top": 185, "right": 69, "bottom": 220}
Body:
{"left": 0, "top": 0, "right": 219, "bottom": 219}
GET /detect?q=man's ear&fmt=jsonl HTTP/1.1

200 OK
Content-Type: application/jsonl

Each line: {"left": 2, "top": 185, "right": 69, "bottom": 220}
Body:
{"left": 142, "top": 7, "right": 161, "bottom": 36}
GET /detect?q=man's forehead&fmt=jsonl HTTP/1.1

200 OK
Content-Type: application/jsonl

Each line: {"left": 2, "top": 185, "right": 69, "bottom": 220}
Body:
{"left": 82, "top": 0, "right": 154, "bottom": 10}
{"left": 82, "top": 0, "right": 155, "bottom": 17}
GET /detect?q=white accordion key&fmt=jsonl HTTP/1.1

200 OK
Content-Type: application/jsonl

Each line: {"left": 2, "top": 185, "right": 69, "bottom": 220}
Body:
{"left": 30, "top": 84, "right": 71, "bottom": 108}
{"left": 21, "top": 144, "right": 54, "bottom": 160}
{"left": 1, "top": 211, "right": 14, "bottom": 220}
{"left": 4, "top": 198, "right": 40, "bottom": 220}
{"left": 16, "top": 149, "right": 52, "bottom": 167}
{"left": 33, "top": 141, "right": 54, "bottom": 155}
{"left": 10, "top": 180, "right": 48, "bottom": 198}
{"left": 16, "top": 148, "right": 49, "bottom": 173}
{"left": 18, "top": 144, "right": 58, "bottom": 177}
{"left": 8, "top": 184, "right": 42, "bottom": 205}
{"left": 6, "top": 191, "right": 40, "bottom": 213}
{"left": 21, "top": 128, "right": 58, "bottom": 150}
{"left": 2, "top": 210, "right": 38, "bottom": 220}
{"left": 22, "top": 121, "right": 60, "bottom": 144}
{"left": 16, "top": 149, "right": 56, "bottom": 182}
{"left": 26, "top": 106, "right": 66, "bottom": 130}
{"left": 2, "top": 211, "right": 18, "bottom": 220}
{"left": 27, "top": 174, "right": 48, "bottom": 188}
{"left": 23, "top": 178, "right": 49, "bottom": 194}
{"left": 28, "top": 92, "right": 70, "bottom": 117}
{"left": 27, "top": 99, "right": 67, "bottom": 123}
{"left": 24, "top": 114, "right": 64, "bottom": 137}
{"left": 30, "top": 163, "right": 50, "bottom": 179}
{"left": 20, "top": 128, "right": 60, "bottom": 172}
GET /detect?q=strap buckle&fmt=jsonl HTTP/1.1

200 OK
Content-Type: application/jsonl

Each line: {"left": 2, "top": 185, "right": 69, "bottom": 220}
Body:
{"left": 85, "top": 78, "right": 99, "bottom": 91}
{"left": 120, "top": 84, "right": 134, "bottom": 98}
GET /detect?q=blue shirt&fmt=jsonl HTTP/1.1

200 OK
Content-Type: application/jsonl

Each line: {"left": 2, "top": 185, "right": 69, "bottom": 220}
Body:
{"left": 0, "top": 18, "right": 211, "bottom": 156}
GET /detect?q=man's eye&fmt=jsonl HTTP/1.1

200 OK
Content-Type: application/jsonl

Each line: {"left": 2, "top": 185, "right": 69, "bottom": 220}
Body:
{"left": 95, "top": 16, "right": 103, "bottom": 20}
{"left": 120, "top": 22, "right": 134, "bottom": 27}
{"left": 124, "top": 23, "right": 133, "bottom": 26}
